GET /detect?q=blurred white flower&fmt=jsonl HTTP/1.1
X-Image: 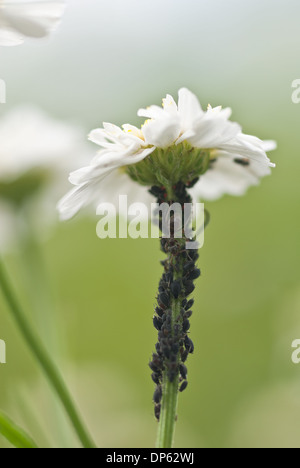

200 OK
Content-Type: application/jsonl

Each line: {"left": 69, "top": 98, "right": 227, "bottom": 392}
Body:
{"left": 0, "top": 0, "right": 65, "bottom": 46}
{"left": 58, "top": 88, "right": 276, "bottom": 220}
{"left": 0, "top": 105, "right": 85, "bottom": 180}
{"left": 0, "top": 105, "right": 91, "bottom": 249}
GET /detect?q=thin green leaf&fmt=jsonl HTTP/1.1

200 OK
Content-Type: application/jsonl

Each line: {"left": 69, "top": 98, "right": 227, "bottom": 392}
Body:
{"left": 0, "top": 411, "right": 38, "bottom": 448}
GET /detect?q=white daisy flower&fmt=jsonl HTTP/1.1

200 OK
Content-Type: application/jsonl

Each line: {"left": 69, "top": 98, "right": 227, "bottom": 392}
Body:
{"left": 58, "top": 88, "right": 276, "bottom": 220}
{"left": 0, "top": 105, "right": 91, "bottom": 249}
{"left": 0, "top": 105, "right": 87, "bottom": 179}
{"left": 0, "top": 0, "right": 65, "bottom": 46}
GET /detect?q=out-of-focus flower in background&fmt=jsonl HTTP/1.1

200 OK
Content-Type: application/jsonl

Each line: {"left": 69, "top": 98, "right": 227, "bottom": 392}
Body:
{"left": 0, "top": 105, "right": 91, "bottom": 249}
{"left": 58, "top": 88, "right": 276, "bottom": 221}
{"left": 0, "top": 0, "right": 65, "bottom": 46}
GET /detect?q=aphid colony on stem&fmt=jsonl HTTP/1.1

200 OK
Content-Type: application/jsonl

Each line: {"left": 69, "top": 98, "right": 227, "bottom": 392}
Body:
{"left": 148, "top": 180, "right": 201, "bottom": 421}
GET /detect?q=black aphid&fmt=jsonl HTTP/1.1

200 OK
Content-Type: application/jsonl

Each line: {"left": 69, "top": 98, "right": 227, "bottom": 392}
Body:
{"left": 154, "top": 403, "right": 161, "bottom": 421}
{"left": 185, "top": 310, "right": 193, "bottom": 319}
{"left": 151, "top": 372, "right": 161, "bottom": 385}
{"left": 153, "top": 316, "right": 162, "bottom": 331}
{"left": 184, "top": 281, "right": 195, "bottom": 296}
{"left": 183, "top": 261, "right": 195, "bottom": 273}
{"left": 182, "top": 318, "right": 190, "bottom": 333}
{"left": 184, "top": 336, "right": 194, "bottom": 354}
{"left": 171, "top": 280, "right": 181, "bottom": 299}
{"left": 155, "top": 306, "right": 164, "bottom": 318}
{"left": 180, "top": 349, "right": 189, "bottom": 363}
{"left": 153, "top": 385, "right": 162, "bottom": 404}
{"left": 185, "top": 299, "right": 194, "bottom": 310}
{"left": 234, "top": 158, "right": 250, "bottom": 166}
{"left": 188, "top": 268, "right": 201, "bottom": 280}
{"left": 158, "top": 292, "right": 170, "bottom": 308}
{"left": 179, "top": 381, "right": 188, "bottom": 392}
{"left": 149, "top": 182, "right": 203, "bottom": 414}
{"left": 179, "top": 364, "right": 188, "bottom": 380}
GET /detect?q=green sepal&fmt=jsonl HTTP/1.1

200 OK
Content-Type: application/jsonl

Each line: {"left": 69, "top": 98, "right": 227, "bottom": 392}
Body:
{"left": 125, "top": 143, "right": 211, "bottom": 192}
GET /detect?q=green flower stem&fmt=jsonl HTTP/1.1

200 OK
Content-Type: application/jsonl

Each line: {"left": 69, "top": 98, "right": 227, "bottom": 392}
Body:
{"left": 155, "top": 196, "right": 186, "bottom": 448}
{"left": 156, "top": 292, "right": 182, "bottom": 448}
{"left": 0, "top": 256, "right": 96, "bottom": 449}
{"left": 156, "top": 374, "right": 179, "bottom": 448}
{"left": 152, "top": 182, "right": 200, "bottom": 449}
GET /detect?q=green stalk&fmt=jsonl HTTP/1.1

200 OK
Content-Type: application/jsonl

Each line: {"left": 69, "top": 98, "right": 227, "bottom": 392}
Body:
{"left": 156, "top": 241, "right": 185, "bottom": 448}
{"left": 0, "top": 257, "right": 96, "bottom": 449}
{"left": 156, "top": 295, "right": 181, "bottom": 447}
{"left": 152, "top": 181, "right": 200, "bottom": 448}
{"left": 156, "top": 373, "right": 179, "bottom": 448}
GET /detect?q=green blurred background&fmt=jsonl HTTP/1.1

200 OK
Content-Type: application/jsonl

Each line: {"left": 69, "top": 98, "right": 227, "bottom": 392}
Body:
{"left": 0, "top": 0, "right": 300, "bottom": 448}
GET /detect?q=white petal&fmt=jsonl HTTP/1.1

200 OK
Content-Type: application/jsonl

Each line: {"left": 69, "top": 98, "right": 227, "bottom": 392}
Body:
{"left": 191, "top": 157, "right": 271, "bottom": 200}
{"left": 68, "top": 166, "right": 98, "bottom": 185}
{"left": 2, "top": 1, "right": 65, "bottom": 39}
{"left": 89, "top": 125, "right": 135, "bottom": 148}
{"left": 162, "top": 94, "right": 178, "bottom": 116}
{"left": 59, "top": 145, "right": 156, "bottom": 219}
{"left": 188, "top": 114, "right": 241, "bottom": 148}
{"left": 178, "top": 88, "right": 203, "bottom": 132}
{"left": 219, "top": 134, "right": 276, "bottom": 167}
{"left": 176, "top": 129, "right": 196, "bottom": 145}
{"left": 218, "top": 147, "right": 274, "bottom": 167}
{"left": 88, "top": 129, "right": 114, "bottom": 147}
{"left": 57, "top": 182, "right": 98, "bottom": 221}
{"left": 190, "top": 156, "right": 272, "bottom": 201}
{"left": 70, "top": 147, "right": 155, "bottom": 185}
{"left": 137, "top": 105, "right": 165, "bottom": 120}
{"left": 142, "top": 117, "right": 180, "bottom": 147}
{"left": 206, "top": 105, "right": 232, "bottom": 119}
{"left": 102, "top": 122, "right": 123, "bottom": 135}
{"left": 0, "top": 18, "right": 24, "bottom": 45}
{"left": 262, "top": 140, "right": 277, "bottom": 152}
